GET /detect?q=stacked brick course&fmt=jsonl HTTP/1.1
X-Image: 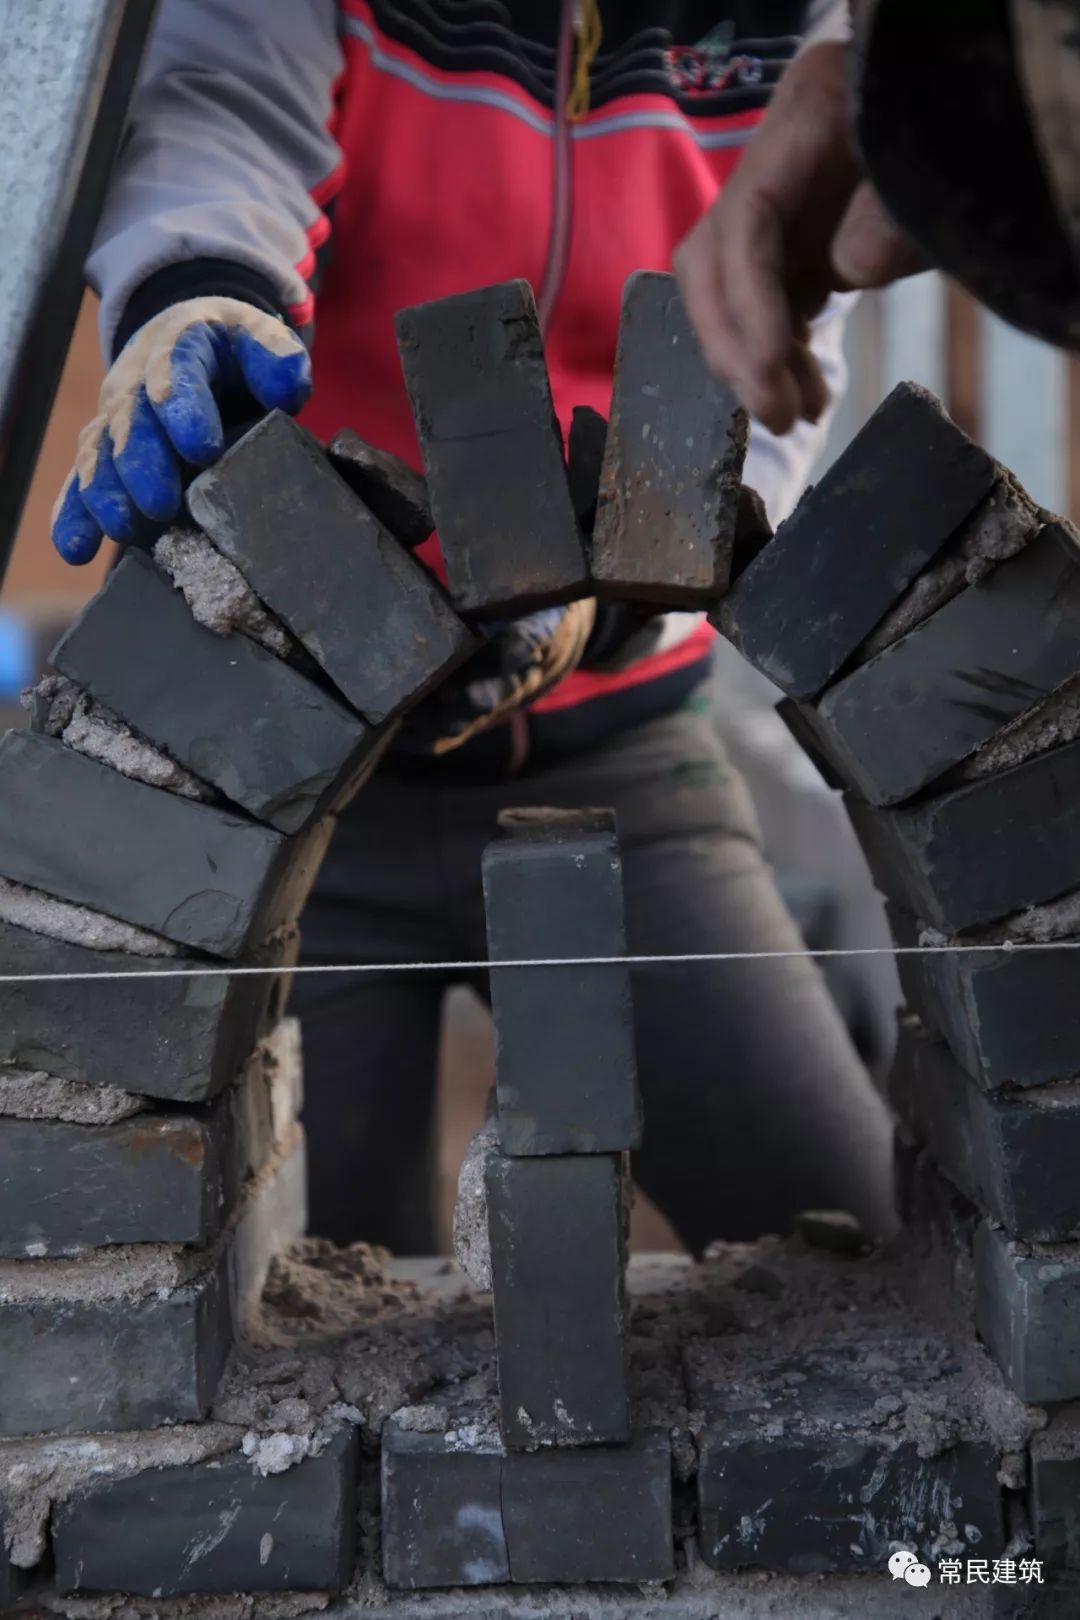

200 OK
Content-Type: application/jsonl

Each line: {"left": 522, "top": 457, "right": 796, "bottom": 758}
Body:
{"left": 0, "top": 316, "right": 485, "bottom": 1599}
{"left": 723, "top": 379, "right": 1080, "bottom": 1574}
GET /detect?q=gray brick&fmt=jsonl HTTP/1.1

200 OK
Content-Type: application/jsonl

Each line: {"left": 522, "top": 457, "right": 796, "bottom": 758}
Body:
{"left": 53, "top": 550, "right": 386, "bottom": 834}
{"left": 54, "top": 1427, "right": 358, "bottom": 1595}
{"left": 567, "top": 405, "right": 607, "bottom": 532}
{"left": 482, "top": 810, "right": 640, "bottom": 1155}
{"left": 0, "top": 1039, "right": 301, "bottom": 1263}
{"left": 188, "top": 412, "right": 476, "bottom": 723}
{"left": 974, "top": 1222, "right": 1080, "bottom": 1403}
{"left": 380, "top": 1423, "right": 672, "bottom": 1588}
{"left": 0, "top": 918, "right": 292, "bottom": 1101}
{"left": 720, "top": 382, "right": 997, "bottom": 699}
{"left": 592, "top": 271, "right": 748, "bottom": 606}
{"left": 1033, "top": 1416, "right": 1080, "bottom": 1569}
{"left": 486, "top": 1150, "right": 629, "bottom": 1446}
{"left": 692, "top": 1335, "right": 1003, "bottom": 1575}
{"left": 846, "top": 738, "right": 1080, "bottom": 931}
{"left": 812, "top": 522, "right": 1080, "bottom": 806}
{"left": 381, "top": 1426, "right": 508, "bottom": 1589}
{"left": 0, "top": 1253, "right": 231, "bottom": 1435}
{"left": 0, "top": 730, "right": 329, "bottom": 958}
{"left": 328, "top": 427, "right": 432, "bottom": 549}
{"left": 501, "top": 1429, "right": 673, "bottom": 1584}
{"left": 775, "top": 698, "right": 846, "bottom": 789}
{"left": 889, "top": 903, "right": 1080, "bottom": 1090}
{"left": 0, "top": 1107, "right": 229, "bottom": 1257}
{"left": 396, "top": 281, "right": 587, "bottom": 615}
{"left": 890, "top": 1021, "right": 1080, "bottom": 1240}
{"left": 699, "top": 1419, "right": 1001, "bottom": 1573}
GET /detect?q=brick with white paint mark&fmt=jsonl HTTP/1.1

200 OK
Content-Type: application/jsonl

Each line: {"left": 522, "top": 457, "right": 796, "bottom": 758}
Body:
{"left": 693, "top": 1340, "right": 1003, "bottom": 1574}
{"left": 380, "top": 1421, "right": 672, "bottom": 1588}
{"left": 53, "top": 1428, "right": 358, "bottom": 1594}
{"left": 486, "top": 1149, "right": 630, "bottom": 1447}
{"left": 381, "top": 1424, "right": 508, "bottom": 1589}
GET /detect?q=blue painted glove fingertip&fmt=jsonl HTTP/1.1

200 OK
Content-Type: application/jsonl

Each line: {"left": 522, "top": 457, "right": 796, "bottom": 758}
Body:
{"left": 234, "top": 327, "right": 312, "bottom": 414}
{"left": 115, "top": 391, "right": 185, "bottom": 518}
{"left": 52, "top": 481, "right": 103, "bottom": 565}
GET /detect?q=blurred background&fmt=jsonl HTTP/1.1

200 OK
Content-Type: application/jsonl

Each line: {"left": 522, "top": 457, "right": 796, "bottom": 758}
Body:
{"left": 5, "top": 274, "right": 1074, "bottom": 1251}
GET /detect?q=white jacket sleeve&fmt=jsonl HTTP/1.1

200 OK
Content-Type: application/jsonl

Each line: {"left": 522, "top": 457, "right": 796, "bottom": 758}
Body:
{"left": 743, "top": 291, "right": 857, "bottom": 527}
{"left": 87, "top": 0, "right": 343, "bottom": 355}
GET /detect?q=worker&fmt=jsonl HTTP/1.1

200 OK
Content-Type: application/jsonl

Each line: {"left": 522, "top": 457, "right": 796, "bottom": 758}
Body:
{"left": 676, "top": 2, "right": 1080, "bottom": 422}
{"left": 51, "top": 0, "right": 896, "bottom": 1257}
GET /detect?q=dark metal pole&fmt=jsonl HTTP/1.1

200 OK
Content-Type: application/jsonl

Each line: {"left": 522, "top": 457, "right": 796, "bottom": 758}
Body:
{"left": 0, "top": 0, "right": 160, "bottom": 583}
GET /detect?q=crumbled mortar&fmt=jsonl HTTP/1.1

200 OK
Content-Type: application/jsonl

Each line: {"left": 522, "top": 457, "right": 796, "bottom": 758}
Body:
{"left": 1032, "top": 1403, "right": 1080, "bottom": 1460}
{"left": 859, "top": 475, "right": 1041, "bottom": 659}
{"left": 154, "top": 529, "right": 297, "bottom": 660}
{"left": 0, "top": 873, "right": 180, "bottom": 957}
{"left": 0, "top": 1240, "right": 209, "bottom": 1305}
{"left": 24, "top": 674, "right": 212, "bottom": 800}
{"left": 921, "top": 883, "right": 1080, "bottom": 950}
{"left": 21, "top": 1231, "right": 1053, "bottom": 1618}
{"left": 962, "top": 671, "right": 1080, "bottom": 780}
{"left": 391, "top": 1402, "right": 451, "bottom": 1433}
{"left": 453, "top": 1120, "right": 496, "bottom": 1290}
{"left": 212, "top": 1242, "right": 498, "bottom": 1459}
{"left": 42, "top": 1590, "right": 328, "bottom": 1619}
{"left": 685, "top": 1234, "right": 1043, "bottom": 1467}
{"left": 0, "top": 1066, "right": 145, "bottom": 1125}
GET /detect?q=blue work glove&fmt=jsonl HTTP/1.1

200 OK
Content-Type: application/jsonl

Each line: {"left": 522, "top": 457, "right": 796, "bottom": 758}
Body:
{"left": 399, "top": 600, "right": 597, "bottom": 755}
{"left": 51, "top": 298, "right": 312, "bottom": 564}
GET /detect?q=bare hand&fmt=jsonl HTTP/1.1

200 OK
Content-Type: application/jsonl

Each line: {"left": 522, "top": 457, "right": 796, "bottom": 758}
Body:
{"left": 674, "top": 43, "right": 925, "bottom": 435}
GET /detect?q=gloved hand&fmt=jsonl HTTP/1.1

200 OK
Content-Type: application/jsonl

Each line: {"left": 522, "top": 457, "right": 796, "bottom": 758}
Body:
{"left": 51, "top": 298, "right": 312, "bottom": 564}
{"left": 399, "top": 599, "right": 597, "bottom": 755}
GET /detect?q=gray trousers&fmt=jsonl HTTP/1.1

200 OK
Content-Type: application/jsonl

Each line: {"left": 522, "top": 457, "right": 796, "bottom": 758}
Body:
{"left": 291, "top": 707, "right": 896, "bottom": 1255}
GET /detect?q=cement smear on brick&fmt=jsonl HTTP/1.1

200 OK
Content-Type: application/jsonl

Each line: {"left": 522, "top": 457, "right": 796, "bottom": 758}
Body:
{"left": 1, "top": 1424, "right": 242, "bottom": 1567}
{"left": 0, "top": 1067, "right": 145, "bottom": 1125}
{"left": 27, "top": 675, "right": 212, "bottom": 801}
{"left": 154, "top": 530, "right": 296, "bottom": 661}
{"left": 0, "top": 874, "right": 180, "bottom": 957}
{"left": 961, "top": 672, "right": 1080, "bottom": 782}
{"left": 921, "top": 884, "right": 1080, "bottom": 949}
{"left": 858, "top": 476, "right": 1040, "bottom": 661}
{"left": 452, "top": 1121, "right": 496, "bottom": 1290}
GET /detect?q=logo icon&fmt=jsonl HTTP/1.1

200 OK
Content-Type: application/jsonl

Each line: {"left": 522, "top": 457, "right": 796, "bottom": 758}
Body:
{"left": 888, "top": 1549, "right": 932, "bottom": 1586}
{"left": 665, "top": 22, "right": 764, "bottom": 97}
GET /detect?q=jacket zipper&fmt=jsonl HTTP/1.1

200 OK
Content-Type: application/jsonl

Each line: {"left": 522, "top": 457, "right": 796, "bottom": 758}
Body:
{"left": 537, "top": 0, "right": 577, "bottom": 333}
